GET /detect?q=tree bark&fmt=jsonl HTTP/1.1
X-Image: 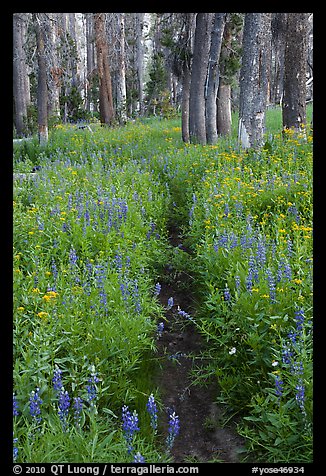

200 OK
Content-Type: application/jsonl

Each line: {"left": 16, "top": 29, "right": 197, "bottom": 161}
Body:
{"left": 13, "top": 13, "right": 30, "bottom": 136}
{"left": 34, "top": 13, "right": 48, "bottom": 145}
{"left": 205, "top": 13, "right": 226, "bottom": 144}
{"left": 116, "top": 13, "right": 127, "bottom": 123}
{"left": 282, "top": 13, "right": 308, "bottom": 132}
{"left": 181, "top": 13, "right": 194, "bottom": 143}
{"left": 238, "top": 13, "right": 272, "bottom": 149}
{"left": 189, "top": 13, "right": 213, "bottom": 145}
{"left": 86, "top": 13, "right": 96, "bottom": 112}
{"left": 47, "top": 13, "right": 61, "bottom": 119}
{"left": 94, "top": 13, "right": 115, "bottom": 125}
{"left": 217, "top": 83, "right": 232, "bottom": 136}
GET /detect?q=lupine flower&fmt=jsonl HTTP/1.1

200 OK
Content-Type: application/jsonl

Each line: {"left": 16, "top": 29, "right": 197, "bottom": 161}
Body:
{"left": 69, "top": 246, "right": 78, "bottom": 268}
{"left": 29, "top": 387, "right": 42, "bottom": 424}
{"left": 58, "top": 388, "right": 70, "bottom": 431}
{"left": 146, "top": 393, "right": 158, "bottom": 430}
{"left": 287, "top": 237, "right": 294, "bottom": 256}
{"left": 133, "top": 452, "right": 145, "bottom": 463}
{"left": 167, "top": 297, "right": 174, "bottom": 309}
{"left": 13, "top": 435, "right": 18, "bottom": 461}
{"left": 166, "top": 411, "right": 180, "bottom": 450}
{"left": 295, "top": 308, "right": 305, "bottom": 333}
{"left": 256, "top": 238, "right": 266, "bottom": 267}
{"left": 73, "top": 397, "right": 83, "bottom": 429}
{"left": 282, "top": 342, "right": 294, "bottom": 366}
{"left": 13, "top": 393, "right": 19, "bottom": 417}
{"left": 223, "top": 285, "right": 231, "bottom": 302}
{"left": 295, "top": 379, "right": 305, "bottom": 412}
{"left": 266, "top": 268, "right": 276, "bottom": 304}
{"left": 177, "top": 306, "right": 193, "bottom": 321}
{"left": 122, "top": 405, "right": 140, "bottom": 453}
{"left": 86, "top": 368, "right": 100, "bottom": 405}
{"left": 168, "top": 352, "right": 187, "bottom": 362}
{"left": 154, "top": 282, "right": 161, "bottom": 296}
{"left": 235, "top": 275, "right": 241, "bottom": 292}
{"left": 51, "top": 257, "right": 58, "bottom": 281}
{"left": 156, "top": 322, "right": 164, "bottom": 338}
{"left": 132, "top": 279, "right": 141, "bottom": 313}
{"left": 52, "top": 365, "right": 63, "bottom": 396}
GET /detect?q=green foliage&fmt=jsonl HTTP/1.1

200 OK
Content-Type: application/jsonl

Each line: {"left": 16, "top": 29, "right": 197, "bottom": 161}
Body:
{"left": 13, "top": 107, "right": 313, "bottom": 463}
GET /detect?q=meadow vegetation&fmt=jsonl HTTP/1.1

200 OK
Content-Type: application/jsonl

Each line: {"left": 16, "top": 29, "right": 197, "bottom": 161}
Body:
{"left": 13, "top": 106, "right": 313, "bottom": 463}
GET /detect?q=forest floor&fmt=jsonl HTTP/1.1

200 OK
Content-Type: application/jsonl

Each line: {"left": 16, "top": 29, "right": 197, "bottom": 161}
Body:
{"left": 155, "top": 225, "right": 246, "bottom": 463}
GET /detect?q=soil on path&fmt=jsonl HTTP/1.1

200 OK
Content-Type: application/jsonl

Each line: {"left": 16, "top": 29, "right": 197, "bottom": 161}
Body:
{"left": 155, "top": 226, "right": 245, "bottom": 463}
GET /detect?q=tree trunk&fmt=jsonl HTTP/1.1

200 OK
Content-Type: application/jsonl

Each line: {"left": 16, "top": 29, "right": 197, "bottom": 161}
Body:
{"left": 189, "top": 13, "right": 213, "bottom": 145}
{"left": 238, "top": 13, "right": 272, "bottom": 149}
{"left": 86, "top": 13, "right": 96, "bottom": 112}
{"left": 180, "top": 12, "right": 194, "bottom": 143}
{"left": 217, "top": 83, "right": 232, "bottom": 136}
{"left": 94, "top": 13, "right": 115, "bottom": 125}
{"left": 34, "top": 14, "right": 48, "bottom": 145}
{"left": 205, "top": 13, "right": 226, "bottom": 144}
{"left": 116, "top": 13, "right": 127, "bottom": 123}
{"left": 13, "top": 13, "right": 30, "bottom": 136}
{"left": 181, "top": 61, "right": 191, "bottom": 143}
{"left": 271, "top": 13, "right": 287, "bottom": 105}
{"left": 47, "top": 13, "right": 61, "bottom": 119}
{"left": 282, "top": 13, "right": 308, "bottom": 132}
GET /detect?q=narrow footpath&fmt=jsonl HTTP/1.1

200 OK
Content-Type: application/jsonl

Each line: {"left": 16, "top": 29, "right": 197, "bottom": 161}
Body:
{"left": 155, "top": 225, "right": 245, "bottom": 463}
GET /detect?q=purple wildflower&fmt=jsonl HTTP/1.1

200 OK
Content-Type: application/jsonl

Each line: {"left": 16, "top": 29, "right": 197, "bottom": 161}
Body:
{"left": 133, "top": 452, "right": 145, "bottom": 463}
{"left": 167, "top": 297, "right": 174, "bottom": 309}
{"left": 86, "top": 369, "right": 100, "bottom": 405}
{"left": 13, "top": 393, "right": 19, "bottom": 417}
{"left": 122, "top": 405, "right": 140, "bottom": 453}
{"left": 154, "top": 282, "right": 161, "bottom": 296}
{"left": 13, "top": 436, "right": 18, "bottom": 461}
{"left": 73, "top": 396, "right": 83, "bottom": 429}
{"left": 146, "top": 393, "right": 158, "bottom": 430}
{"left": 53, "top": 365, "right": 63, "bottom": 396}
{"left": 29, "top": 387, "right": 42, "bottom": 424}
{"left": 224, "top": 285, "right": 231, "bottom": 302}
{"left": 58, "top": 388, "right": 70, "bottom": 431}
{"left": 166, "top": 411, "right": 180, "bottom": 450}
{"left": 157, "top": 321, "right": 164, "bottom": 338}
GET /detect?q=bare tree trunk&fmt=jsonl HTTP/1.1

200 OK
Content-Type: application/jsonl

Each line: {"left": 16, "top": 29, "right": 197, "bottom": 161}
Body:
{"left": 181, "top": 61, "right": 191, "bottom": 143}
{"left": 13, "top": 13, "right": 30, "bottom": 136}
{"left": 47, "top": 13, "right": 61, "bottom": 119}
{"left": 238, "top": 13, "right": 272, "bottom": 149}
{"left": 34, "top": 13, "right": 48, "bottom": 145}
{"left": 94, "top": 13, "right": 115, "bottom": 125}
{"left": 205, "top": 13, "right": 226, "bottom": 144}
{"left": 116, "top": 13, "right": 127, "bottom": 123}
{"left": 282, "top": 13, "right": 308, "bottom": 132}
{"left": 86, "top": 13, "right": 96, "bottom": 112}
{"left": 217, "top": 14, "right": 242, "bottom": 137}
{"left": 180, "top": 13, "right": 194, "bottom": 143}
{"left": 136, "top": 13, "right": 145, "bottom": 115}
{"left": 217, "top": 83, "right": 232, "bottom": 136}
{"left": 271, "top": 13, "right": 287, "bottom": 105}
{"left": 189, "top": 13, "right": 213, "bottom": 145}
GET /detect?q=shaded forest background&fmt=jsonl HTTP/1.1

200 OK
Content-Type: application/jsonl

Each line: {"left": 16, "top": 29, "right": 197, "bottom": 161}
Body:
{"left": 13, "top": 13, "right": 313, "bottom": 147}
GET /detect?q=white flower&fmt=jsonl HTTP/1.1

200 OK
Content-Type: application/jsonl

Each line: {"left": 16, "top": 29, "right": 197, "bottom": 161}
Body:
{"left": 272, "top": 360, "right": 279, "bottom": 367}
{"left": 229, "top": 347, "right": 237, "bottom": 355}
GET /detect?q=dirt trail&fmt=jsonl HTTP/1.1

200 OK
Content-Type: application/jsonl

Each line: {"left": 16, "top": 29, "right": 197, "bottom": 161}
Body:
{"left": 155, "top": 226, "right": 245, "bottom": 463}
